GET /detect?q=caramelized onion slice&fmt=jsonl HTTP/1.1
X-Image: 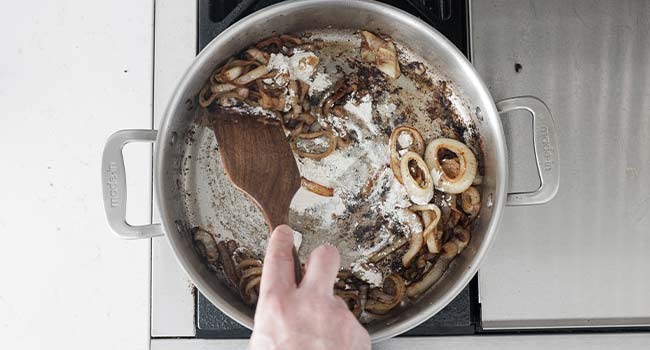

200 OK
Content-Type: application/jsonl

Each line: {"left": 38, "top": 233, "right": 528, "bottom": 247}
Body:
{"left": 461, "top": 186, "right": 481, "bottom": 218}
{"left": 368, "top": 236, "right": 408, "bottom": 263}
{"left": 401, "top": 230, "right": 423, "bottom": 268}
{"left": 364, "top": 274, "right": 405, "bottom": 315}
{"left": 406, "top": 242, "right": 459, "bottom": 298}
{"left": 301, "top": 177, "right": 334, "bottom": 197}
{"left": 290, "top": 130, "right": 336, "bottom": 160}
{"left": 217, "top": 241, "right": 240, "bottom": 287}
{"left": 246, "top": 47, "right": 270, "bottom": 64}
{"left": 217, "top": 66, "right": 244, "bottom": 82}
{"left": 400, "top": 151, "right": 434, "bottom": 205}
{"left": 336, "top": 290, "right": 362, "bottom": 318}
{"left": 425, "top": 138, "right": 477, "bottom": 194}
{"left": 360, "top": 30, "right": 401, "bottom": 79}
{"left": 389, "top": 126, "right": 425, "bottom": 184}
{"left": 233, "top": 65, "right": 271, "bottom": 85}
{"left": 409, "top": 204, "right": 443, "bottom": 253}
{"left": 193, "top": 228, "right": 219, "bottom": 269}
{"left": 451, "top": 226, "right": 471, "bottom": 253}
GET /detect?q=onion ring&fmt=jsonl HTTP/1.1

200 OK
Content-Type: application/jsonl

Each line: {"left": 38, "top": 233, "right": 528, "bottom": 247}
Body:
{"left": 335, "top": 290, "right": 362, "bottom": 318}
{"left": 301, "top": 177, "right": 334, "bottom": 197}
{"left": 364, "top": 274, "right": 405, "bottom": 315}
{"left": 400, "top": 151, "right": 434, "bottom": 205}
{"left": 406, "top": 242, "right": 458, "bottom": 298}
{"left": 290, "top": 130, "right": 336, "bottom": 160}
{"left": 425, "top": 138, "right": 477, "bottom": 194}
{"left": 199, "top": 84, "right": 218, "bottom": 108}
{"left": 389, "top": 126, "right": 425, "bottom": 184}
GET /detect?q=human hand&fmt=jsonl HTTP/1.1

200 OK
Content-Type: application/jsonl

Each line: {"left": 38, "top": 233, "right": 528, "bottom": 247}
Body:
{"left": 249, "top": 225, "right": 371, "bottom": 350}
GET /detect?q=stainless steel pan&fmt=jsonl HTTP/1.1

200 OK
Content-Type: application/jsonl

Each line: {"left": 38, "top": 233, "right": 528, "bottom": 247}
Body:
{"left": 101, "top": 0, "right": 559, "bottom": 342}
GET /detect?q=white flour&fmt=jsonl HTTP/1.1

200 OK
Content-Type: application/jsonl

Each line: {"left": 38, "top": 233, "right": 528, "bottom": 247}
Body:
{"left": 397, "top": 132, "right": 413, "bottom": 148}
{"left": 351, "top": 259, "right": 384, "bottom": 287}
{"left": 309, "top": 72, "right": 332, "bottom": 95}
{"left": 344, "top": 94, "right": 378, "bottom": 136}
{"left": 267, "top": 50, "right": 319, "bottom": 83}
{"left": 229, "top": 105, "right": 279, "bottom": 120}
{"left": 376, "top": 102, "right": 396, "bottom": 118}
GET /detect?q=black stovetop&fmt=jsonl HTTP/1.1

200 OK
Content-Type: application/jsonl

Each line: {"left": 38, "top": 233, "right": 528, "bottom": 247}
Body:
{"left": 194, "top": 0, "right": 477, "bottom": 338}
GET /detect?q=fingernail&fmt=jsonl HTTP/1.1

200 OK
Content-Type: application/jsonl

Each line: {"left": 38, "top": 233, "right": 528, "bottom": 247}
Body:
{"left": 273, "top": 224, "right": 293, "bottom": 238}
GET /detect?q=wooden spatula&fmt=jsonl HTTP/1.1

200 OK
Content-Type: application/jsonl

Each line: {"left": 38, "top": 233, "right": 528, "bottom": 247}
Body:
{"left": 210, "top": 110, "right": 303, "bottom": 283}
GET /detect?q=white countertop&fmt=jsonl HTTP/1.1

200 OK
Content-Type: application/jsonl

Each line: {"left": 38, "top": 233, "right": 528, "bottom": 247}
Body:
{"left": 0, "top": 0, "right": 153, "bottom": 349}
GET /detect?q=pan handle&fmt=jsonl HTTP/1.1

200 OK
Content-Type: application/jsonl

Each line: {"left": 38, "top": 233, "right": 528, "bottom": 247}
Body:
{"left": 497, "top": 96, "right": 560, "bottom": 206}
{"left": 101, "top": 129, "right": 164, "bottom": 239}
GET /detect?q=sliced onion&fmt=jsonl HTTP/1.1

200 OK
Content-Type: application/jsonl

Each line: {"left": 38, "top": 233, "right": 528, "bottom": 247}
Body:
{"left": 217, "top": 241, "right": 240, "bottom": 286}
{"left": 218, "top": 66, "right": 244, "bottom": 82}
{"left": 451, "top": 226, "right": 470, "bottom": 253}
{"left": 360, "top": 30, "right": 401, "bottom": 79}
{"left": 424, "top": 138, "right": 477, "bottom": 194}
{"left": 288, "top": 80, "right": 302, "bottom": 118}
{"left": 233, "top": 65, "right": 270, "bottom": 85}
{"left": 461, "top": 186, "right": 481, "bottom": 218}
{"left": 199, "top": 84, "right": 218, "bottom": 108}
{"left": 290, "top": 130, "right": 336, "bottom": 160}
{"left": 376, "top": 41, "right": 401, "bottom": 79}
{"left": 193, "top": 228, "right": 219, "bottom": 269}
{"left": 406, "top": 242, "right": 458, "bottom": 298}
{"left": 301, "top": 177, "right": 334, "bottom": 197}
{"left": 245, "top": 47, "right": 269, "bottom": 64}
{"left": 402, "top": 231, "right": 423, "bottom": 267}
{"left": 364, "top": 274, "right": 405, "bottom": 315}
{"left": 211, "top": 83, "right": 237, "bottom": 94}
{"left": 409, "top": 204, "right": 443, "bottom": 253}
{"left": 368, "top": 236, "right": 408, "bottom": 263}
{"left": 280, "top": 34, "right": 303, "bottom": 46}
{"left": 360, "top": 167, "right": 385, "bottom": 198}
{"left": 335, "top": 290, "right": 362, "bottom": 318}
{"left": 400, "top": 151, "right": 434, "bottom": 205}
{"left": 238, "top": 258, "right": 262, "bottom": 270}
{"left": 389, "top": 126, "right": 425, "bottom": 184}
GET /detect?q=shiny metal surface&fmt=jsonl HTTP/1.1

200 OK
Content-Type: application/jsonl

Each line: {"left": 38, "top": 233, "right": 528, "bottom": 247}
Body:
{"left": 154, "top": 0, "right": 507, "bottom": 342}
{"left": 101, "top": 129, "right": 163, "bottom": 239}
{"left": 473, "top": 0, "right": 650, "bottom": 329}
{"left": 497, "top": 96, "right": 559, "bottom": 205}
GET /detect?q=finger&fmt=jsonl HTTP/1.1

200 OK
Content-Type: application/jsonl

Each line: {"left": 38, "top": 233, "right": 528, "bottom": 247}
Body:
{"left": 300, "top": 244, "right": 340, "bottom": 294}
{"left": 259, "top": 225, "right": 297, "bottom": 296}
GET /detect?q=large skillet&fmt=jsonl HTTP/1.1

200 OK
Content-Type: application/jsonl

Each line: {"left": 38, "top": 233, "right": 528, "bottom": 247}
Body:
{"left": 102, "top": 0, "right": 559, "bottom": 342}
